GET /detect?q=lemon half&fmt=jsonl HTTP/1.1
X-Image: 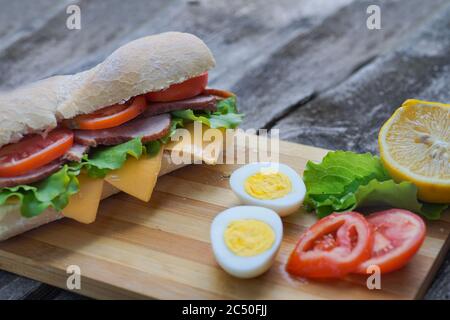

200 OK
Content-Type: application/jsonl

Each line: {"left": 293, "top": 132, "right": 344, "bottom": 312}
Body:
{"left": 379, "top": 99, "right": 450, "bottom": 203}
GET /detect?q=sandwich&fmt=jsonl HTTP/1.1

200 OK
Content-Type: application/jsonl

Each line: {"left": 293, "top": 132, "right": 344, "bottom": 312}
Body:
{"left": 0, "top": 32, "right": 242, "bottom": 240}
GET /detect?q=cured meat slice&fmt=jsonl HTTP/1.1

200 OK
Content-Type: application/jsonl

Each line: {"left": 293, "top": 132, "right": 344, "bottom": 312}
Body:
{"left": 142, "top": 95, "right": 216, "bottom": 117}
{"left": 74, "top": 114, "right": 171, "bottom": 147}
{"left": 63, "top": 144, "right": 89, "bottom": 162}
{"left": 0, "top": 160, "right": 64, "bottom": 188}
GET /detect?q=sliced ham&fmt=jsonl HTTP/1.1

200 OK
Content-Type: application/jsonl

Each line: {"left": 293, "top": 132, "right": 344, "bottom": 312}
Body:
{"left": 142, "top": 95, "right": 216, "bottom": 118}
{"left": 74, "top": 114, "right": 171, "bottom": 147}
{"left": 63, "top": 144, "right": 90, "bottom": 162}
{"left": 0, "top": 160, "right": 64, "bottom": 188}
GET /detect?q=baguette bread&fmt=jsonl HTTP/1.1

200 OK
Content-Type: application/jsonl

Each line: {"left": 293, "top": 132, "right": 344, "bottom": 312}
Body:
{"left": 0, "top": 32, "right": 215, "bottom": 148}
{"left": 0, "top": 32, "right": 216, "bottom": 240}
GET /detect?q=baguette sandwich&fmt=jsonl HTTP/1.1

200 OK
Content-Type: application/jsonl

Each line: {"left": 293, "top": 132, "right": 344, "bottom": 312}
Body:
{"left": 0, "top": 32, "right": 242, "bottom": 240}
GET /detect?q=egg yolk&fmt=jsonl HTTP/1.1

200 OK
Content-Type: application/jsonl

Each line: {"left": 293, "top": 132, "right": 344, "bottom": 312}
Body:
{"left": 244, "top": 172, "right": 292, "bottom": 200}
{"left": 224, "top": 219, "right": 275, "bottom": 257}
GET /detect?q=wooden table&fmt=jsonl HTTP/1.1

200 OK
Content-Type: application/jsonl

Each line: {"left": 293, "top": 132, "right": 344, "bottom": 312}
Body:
{"left": 0, "top": 0, "right": 449, "bottom": 299}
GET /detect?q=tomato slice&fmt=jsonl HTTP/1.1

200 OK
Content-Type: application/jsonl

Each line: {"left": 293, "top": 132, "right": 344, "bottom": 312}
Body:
{"left": 146, "top": 72, "right": 208, "bottom": 102}
{"left": 65, "top": 95, "right": 147, "bottom": 130}
{"left": 355, "top": 209, "right": 426, "bottom": 274}
{"left": 0, "top": 129, "right": 73, "bottom": 177}
{"left": 286, "top": 212, "right": 373, "bottom": 278}
{"left": 202, "top": 88, "right": 235, "bottom": 99}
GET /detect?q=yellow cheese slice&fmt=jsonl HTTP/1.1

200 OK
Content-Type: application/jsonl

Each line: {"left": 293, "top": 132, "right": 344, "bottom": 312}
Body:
{"left": 104, "top": 146, "right": 164, "bottom": 202}
{"left": 61, "top": 121, "right": 224, "bottom": 223}
{"left": 62, "top": 173, "right": 104, "bottom": 224}
{"left": 165, "top": 122, "right": 224, "bottom": 165}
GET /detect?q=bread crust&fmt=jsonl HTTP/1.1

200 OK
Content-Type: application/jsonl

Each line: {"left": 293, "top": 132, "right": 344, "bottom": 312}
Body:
{"left": 0, "top": 76, "right": 66, "bottom": 148}
{"left": 0, "top": 152, "right": 186, "bottom": 241}
{"left": 0, "top": 32, "right": 215, "bottom": 148}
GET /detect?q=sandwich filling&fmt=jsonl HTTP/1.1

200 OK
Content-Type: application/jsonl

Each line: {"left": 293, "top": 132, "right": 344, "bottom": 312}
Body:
{"left": 0, "top": 72, "right": 243, "bottom": 218}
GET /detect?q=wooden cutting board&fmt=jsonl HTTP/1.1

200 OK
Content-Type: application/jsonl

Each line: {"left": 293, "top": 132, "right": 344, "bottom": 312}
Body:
{"left": 0, "top": 137, "right": 448, "bottom": 300}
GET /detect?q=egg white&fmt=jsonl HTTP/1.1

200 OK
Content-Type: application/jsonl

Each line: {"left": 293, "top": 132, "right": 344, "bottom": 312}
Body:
{"left": 210, "top": 206, "right": 283, "bottom": 279}
{"left": 229, "top": 162, "right": 306, "bottom": 216}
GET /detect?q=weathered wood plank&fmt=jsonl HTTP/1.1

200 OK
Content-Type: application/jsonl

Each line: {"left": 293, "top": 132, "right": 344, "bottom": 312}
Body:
{"left": 425, "top": 255, "right": 450, "bottom": 300}
{"left": 231, "top": 0, "right": 449, "bottom": 128}
{"left": 21, "top": 283, "right": 86, "bottom": 300}
{"left": 52, "top": 289, "right": 86, "bottom": 300}
{"left": 0, "top": 0, "right": 354, "bottom": 90}
{"left": 0, "top": 271, "right": 41, "bottom": 300}
{"left": 0, "top": 0, "right": 73, "bottom": 51}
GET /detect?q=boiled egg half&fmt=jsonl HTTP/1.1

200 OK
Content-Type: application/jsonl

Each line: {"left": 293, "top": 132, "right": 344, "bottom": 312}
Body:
{"left": 230, "top": 162, "right": 306, "bottom": 216}
{"left": 210, "top": 206, "right": 283, "bottom": 278}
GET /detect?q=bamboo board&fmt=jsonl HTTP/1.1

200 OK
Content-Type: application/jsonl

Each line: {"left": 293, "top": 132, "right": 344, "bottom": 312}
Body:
{"left": 0, "top": 138, "right": 448, "bottom": 300}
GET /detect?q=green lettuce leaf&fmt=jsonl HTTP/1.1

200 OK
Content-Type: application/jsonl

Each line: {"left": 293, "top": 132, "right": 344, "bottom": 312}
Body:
{"left": 160, "top": 118, "right": 184, "bottom": 145}
{"left": 145, "top": 140, "right": 162, "bottom": 157}
{"left": 80, "top": 137, "right": 144, "bottom": 178}
{"left": 304, "top": 151, "right": 448, "bottom": 219}
{"left": 0, "top": 165, "right": 79, "bottom": 217}
{"left": 354, "top": 180, "right": 447, "bottom": 220}
{"left": 304, "top": 151, "right": 390, "bottom": 197}
{"left": 172, "top": 96, "right": 243, "bottom": 129}
{"left": 171, "top": 109, "right": 210, "bottom": 126}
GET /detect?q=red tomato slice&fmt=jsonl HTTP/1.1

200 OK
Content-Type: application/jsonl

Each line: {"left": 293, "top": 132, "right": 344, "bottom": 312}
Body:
{"left": 202, "top": 88, "right": 235, "bottom": 99}
{"left": 146, "top": 72, "right": 208, "bottom": 102}
{"left": 286, "top": 212, "right": 373, "bottom": 278}
{"left": 65, "top": 95, "right": 147, "bottom": 130}
{"left": 0, "top": 129, "right": 73, "bottom": 177}
{"left": 355, "top": 209, "right": 426, "bottom": 274}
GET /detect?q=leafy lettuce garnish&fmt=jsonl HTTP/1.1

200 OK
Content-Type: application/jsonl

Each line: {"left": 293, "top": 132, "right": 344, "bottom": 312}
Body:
{"left": 354, "top": 180, "right": 447, "bottom": 220}
{"left": 304, "top": 151, "right": 448, "bottom": 219}
{"left": 145, "top": 140, "right": 162, "bottom": 157}
{"left": 172, "top": 96, "right": 243, "bottom": 129}
{"left": 0, "top": 165, "right": 79, "bottom": 217}
{"left": 160, "top": 118, "right": 184, "bottom": 145}
{"left": 78, "top": 137, "right": 144, "bottom": 178}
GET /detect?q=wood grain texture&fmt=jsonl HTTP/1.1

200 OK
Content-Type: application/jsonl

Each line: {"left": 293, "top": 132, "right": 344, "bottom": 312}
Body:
{"left": 0, "top": 0, "right": 353, "bottom": 90}
{"left": 232, "top": 0, "right": 449, "bottom": 128}
{"left": 274, "top": 2, "right": 450, "bottom": 154}
{"left": 0, "top": 138, "right": 448, "bottom": 300}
